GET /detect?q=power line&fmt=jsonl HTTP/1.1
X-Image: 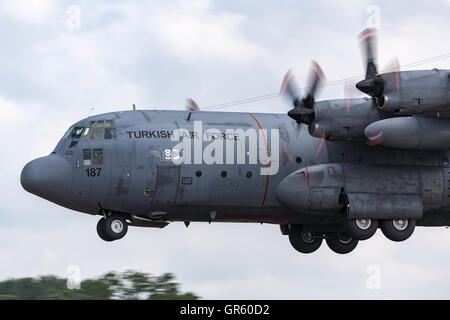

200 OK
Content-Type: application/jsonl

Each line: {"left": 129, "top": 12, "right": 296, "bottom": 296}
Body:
{"left": 201, "top": 53, "right": 450, "bottom": 111}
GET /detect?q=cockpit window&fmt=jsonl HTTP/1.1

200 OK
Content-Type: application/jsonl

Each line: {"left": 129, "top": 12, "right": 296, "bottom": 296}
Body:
{"left": 92, "top": 127, "right": 104, "bottom": 140}
{"left": 82, "top": 127, "right": 91, "bottom": 139}
{"left": 94, "top": 120, "right": 105, "bottom": 127}
{"left": 105, "top": 127, "right": 116, "bottom": 139}
{"left": 69, "top": 120, "right": 116, "bottom": 140}
{"left": 63, "top": 127, "right": 74, "bottom": 139}
{"left": 70, "top": 127, "right": 85, "bottom": 139}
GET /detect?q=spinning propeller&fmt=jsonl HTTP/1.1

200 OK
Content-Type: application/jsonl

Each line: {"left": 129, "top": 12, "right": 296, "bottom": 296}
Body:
{"left": 281, "top": 62, "right": 327, "bottom": 160}
{"left": 186, "top": 98, "right": 200, "bottom": 111}
{"left": 356, "top": 28, "right": 402, "bottom": 108}
{"left": 281, "top": 61, "right": 326, "bottom": 124}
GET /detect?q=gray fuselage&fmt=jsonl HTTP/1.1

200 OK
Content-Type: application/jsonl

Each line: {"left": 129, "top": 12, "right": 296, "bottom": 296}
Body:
{"left": 21, "top": 109, "right": 450, "bottom": 229}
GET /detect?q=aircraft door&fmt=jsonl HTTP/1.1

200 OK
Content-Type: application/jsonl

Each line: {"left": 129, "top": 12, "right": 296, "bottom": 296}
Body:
{"left": 153, "top": 165, "right": 180, "bottom": 210}
{"left": 72, "top": 141, "right": 97, "bottom": 211}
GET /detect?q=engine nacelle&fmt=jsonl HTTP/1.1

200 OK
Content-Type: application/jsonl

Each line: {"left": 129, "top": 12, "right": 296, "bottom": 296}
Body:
{"left": 275, "top": 163, "right": 447, "bottom": 220}
{"left": 309, "top": 98, "right": 381, "bottom": 141}
{"left": 377, "top": 69, "right": 450, "bottom": 114}
{"left": 365, "top": 117, "right": 450, "bottom": 150}
{"left": 275, "top": 164, "right": 346, "bottom": 213}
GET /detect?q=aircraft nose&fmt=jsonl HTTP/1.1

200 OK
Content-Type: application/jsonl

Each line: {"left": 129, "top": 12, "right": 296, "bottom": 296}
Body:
{"left": 21, "top": 154, "right": 72, "bottom": 203}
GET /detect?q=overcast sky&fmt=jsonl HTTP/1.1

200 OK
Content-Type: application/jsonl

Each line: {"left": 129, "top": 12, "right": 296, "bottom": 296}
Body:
{"left": 1, "top": 0, "right": 450, "bottom": 299}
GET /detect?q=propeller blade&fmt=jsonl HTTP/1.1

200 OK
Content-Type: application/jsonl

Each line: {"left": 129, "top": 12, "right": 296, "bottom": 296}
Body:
{"left": 356, "top": 28, "right": 385, "bottom": 101}
{"left": 315, "top": 132, "right": 328, "bottom": 160}
{"left": 302, "top": 60, "right": 325, "bottom": 109}
{"left": 280, "top": 70, "right": 301, "bottom": 106}
{"left": 383, "top": 56, "right": 402, "bottom": 92}
{"left": 344, "top": 78, "right": 362, "bottom": 113}
{"left": 186, "top": 98, "right": 200, "bottom": 111}
{"left": 303, "top": 60, "right": 326, "bottom": 108}
{"left": 359, "top": 28, "right": 378, "bottom": 78}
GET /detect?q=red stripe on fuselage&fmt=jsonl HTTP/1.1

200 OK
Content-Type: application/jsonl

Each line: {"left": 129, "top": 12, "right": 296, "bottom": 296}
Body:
{"left": 305, "top": 167, "right": 310, "bottom": 187}
{"left": 247, "top": 113, "right": 270, "bottom": 206}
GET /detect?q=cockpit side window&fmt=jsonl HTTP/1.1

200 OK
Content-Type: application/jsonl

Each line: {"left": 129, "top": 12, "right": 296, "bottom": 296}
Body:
{"left": 63, "top": 126, "right": 74, "bottom": 139}
{"left": 70, "top": 127, "right": 85, "bottom": 139}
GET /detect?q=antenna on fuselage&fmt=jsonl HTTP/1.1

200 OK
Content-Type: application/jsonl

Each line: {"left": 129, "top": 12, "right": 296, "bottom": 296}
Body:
{"left": 132, "top": 104, "right": 136, "bottom": 111}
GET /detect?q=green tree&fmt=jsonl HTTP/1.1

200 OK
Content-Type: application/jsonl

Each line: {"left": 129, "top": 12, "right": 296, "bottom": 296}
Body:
{"left": 0, "top": 270, "right": 199, "bottom": 300}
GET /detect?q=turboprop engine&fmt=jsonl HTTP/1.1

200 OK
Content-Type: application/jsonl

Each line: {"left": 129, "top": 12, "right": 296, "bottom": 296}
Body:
{"left": 308, "top": 97, "right": 382, "bottom": 141}
{"left": 358, "top": 69, "right": 450, "bottom": 115}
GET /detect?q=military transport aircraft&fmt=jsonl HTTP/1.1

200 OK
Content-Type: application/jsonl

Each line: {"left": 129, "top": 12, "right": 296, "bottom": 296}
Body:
{"left": 21, "top": 28, "right": 450, "bottom": 254}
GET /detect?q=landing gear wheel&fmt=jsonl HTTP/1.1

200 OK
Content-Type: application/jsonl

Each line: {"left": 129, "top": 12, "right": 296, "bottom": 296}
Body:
{"left": 346, "top": 218, "right": 378, "bottom": 240}
{"left": 104, "top": 214, "right": 128, "bottom": 240}
{"left": 380, "top": 218, "right": 415, "bottom": 242}
{"left": 326, "top": 236, "right": 358, "bottom": 254}
{"left": 288, "top": 226, "right": 322, "bottom": 254}
{"left": 97, "top": 218, "right": 114, "bottom": 242}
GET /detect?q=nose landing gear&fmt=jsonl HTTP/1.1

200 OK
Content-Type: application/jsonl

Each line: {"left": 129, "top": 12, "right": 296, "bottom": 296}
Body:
{"left": 96, "top": 214, "right": 128, "bottom": 242}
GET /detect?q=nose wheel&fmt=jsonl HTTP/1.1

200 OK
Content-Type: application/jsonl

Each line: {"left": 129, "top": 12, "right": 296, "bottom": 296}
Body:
{"left": 96, "top": 214, "right": 128, "bottom": 241}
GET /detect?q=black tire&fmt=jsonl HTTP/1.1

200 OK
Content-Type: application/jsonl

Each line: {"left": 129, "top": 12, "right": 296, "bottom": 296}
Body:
{"left": 104, "top": 214, "right": 128, "bottom": 240}
{"left": 97, "top": 218, "right": 114, "bottom": 242}
{"left": 326, "top": 236, "right": 358, "bottom": 254}
{"left": 380, "top": 219, "right": 415, "bottom": 242}
{"left": 346, "top": 218, "right": 378, "bottom": 240}
{"left": 288, "top": 226, "right": 322, "bottom": 254}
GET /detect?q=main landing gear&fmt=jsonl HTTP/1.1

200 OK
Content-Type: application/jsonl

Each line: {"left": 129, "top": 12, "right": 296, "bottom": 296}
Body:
{"left": 346, "top": 218, "right": 416, "bottom": 242}
{"left": 97, "top": 213, "right": 128, "bottom": 242}
{"left": 380, "top": 218, "right": 415, "bottom": 242}
{"left": 284, "top": 217, "right": 417, "bottom": 254}
{"left": 287, "top": 225, "right": 358, "bottom": 254}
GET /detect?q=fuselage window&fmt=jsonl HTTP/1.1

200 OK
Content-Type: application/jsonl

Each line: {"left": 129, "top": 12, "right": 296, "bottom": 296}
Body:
{"left": 93, "top": 149, "right": 103, "bottom": 165}
{"left": 83, "top": 149, "right": 92, "bottom": 166}
{"left": 70, "top": 127, "right": 85, "bottom": 139}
